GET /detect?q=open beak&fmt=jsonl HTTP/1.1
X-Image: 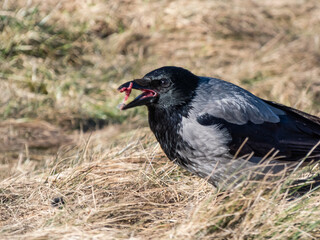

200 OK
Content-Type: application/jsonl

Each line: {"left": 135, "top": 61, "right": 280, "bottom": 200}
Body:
{"left": 117, "top": 79, "right": 158, "bottom": 110}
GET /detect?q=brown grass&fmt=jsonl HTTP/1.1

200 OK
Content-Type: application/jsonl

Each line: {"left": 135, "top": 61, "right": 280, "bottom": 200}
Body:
{"left": 1, "top": 0, "right": 320, "bottom": 239}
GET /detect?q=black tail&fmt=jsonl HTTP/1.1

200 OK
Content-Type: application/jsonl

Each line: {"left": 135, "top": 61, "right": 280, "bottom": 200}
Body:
{"left": 264, "top": 100, "right": 320, "bottom": 161}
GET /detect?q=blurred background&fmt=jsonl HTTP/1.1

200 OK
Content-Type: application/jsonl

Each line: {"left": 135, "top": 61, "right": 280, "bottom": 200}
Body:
{"left": 1, "top": 0, "right": 320, "bottom": 238}
{"left": 1, "top": 0, "right": 319, "bottom": 126}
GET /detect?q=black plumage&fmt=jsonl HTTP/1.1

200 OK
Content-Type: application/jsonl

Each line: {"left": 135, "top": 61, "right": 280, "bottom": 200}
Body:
{"left": 118, "top": 66, "right": 320, "bottom": 187}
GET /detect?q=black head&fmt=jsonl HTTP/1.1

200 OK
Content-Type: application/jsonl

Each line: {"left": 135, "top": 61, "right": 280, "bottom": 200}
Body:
{"left": 118, "top": 66, "right": 199, "bottom": 110}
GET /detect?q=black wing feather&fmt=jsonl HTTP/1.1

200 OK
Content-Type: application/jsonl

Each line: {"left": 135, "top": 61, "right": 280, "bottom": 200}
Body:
{"left": 197, "top": 101, "right": 320, "bottom": 162}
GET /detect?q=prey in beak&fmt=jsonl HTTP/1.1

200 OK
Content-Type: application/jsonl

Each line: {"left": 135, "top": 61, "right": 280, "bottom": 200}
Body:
{"left": 118, "top": 79, "right": 158, "bottom": 110}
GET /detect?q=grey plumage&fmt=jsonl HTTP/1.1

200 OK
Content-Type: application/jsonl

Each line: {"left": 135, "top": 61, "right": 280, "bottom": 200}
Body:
{"left": 193, "top": 77, "right": 283, "bottom": 124}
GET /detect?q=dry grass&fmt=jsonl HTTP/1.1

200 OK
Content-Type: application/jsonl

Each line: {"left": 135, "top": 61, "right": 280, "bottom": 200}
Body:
{"left": 1, "top": 0, "right": 320, "bottom": 239}
{"left": 2, "top": 127, "right": 320, "bottom": 239}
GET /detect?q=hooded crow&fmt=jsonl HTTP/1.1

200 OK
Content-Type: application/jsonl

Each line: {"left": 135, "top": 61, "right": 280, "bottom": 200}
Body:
{"left": 118, "top": 66, "right": 320, "bottom": 188}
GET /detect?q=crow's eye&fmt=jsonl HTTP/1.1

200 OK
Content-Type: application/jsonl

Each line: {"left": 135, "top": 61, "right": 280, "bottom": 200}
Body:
{"left": 160, "top": 79, "right": 170, "bottom": 87}
{"left": 150, "top": 79, "right": 170, "bottom": 88}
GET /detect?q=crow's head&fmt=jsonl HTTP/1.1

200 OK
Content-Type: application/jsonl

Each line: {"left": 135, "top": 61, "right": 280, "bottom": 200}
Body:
{"left": 118, "top": 66, "right": 199, "bottom": 110}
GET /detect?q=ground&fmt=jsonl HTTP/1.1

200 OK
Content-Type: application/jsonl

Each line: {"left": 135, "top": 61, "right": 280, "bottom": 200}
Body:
{"left": 1, "top": 0, "right": 320, "bottom": 239}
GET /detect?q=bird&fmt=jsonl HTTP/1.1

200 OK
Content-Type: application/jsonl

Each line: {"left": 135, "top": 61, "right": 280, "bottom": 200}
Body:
{"left": 118, "top": 66, "right": 320, "bottom": 188}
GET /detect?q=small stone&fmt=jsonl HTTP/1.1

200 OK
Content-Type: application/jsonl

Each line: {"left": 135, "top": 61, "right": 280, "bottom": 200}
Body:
{"left": 51, "top": 196, "right": 65, "bottom": 208}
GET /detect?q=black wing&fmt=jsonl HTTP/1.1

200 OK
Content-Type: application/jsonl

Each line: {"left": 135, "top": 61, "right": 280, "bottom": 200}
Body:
{"left": 197, "top": 101, "right": 320, "bottom": 161}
